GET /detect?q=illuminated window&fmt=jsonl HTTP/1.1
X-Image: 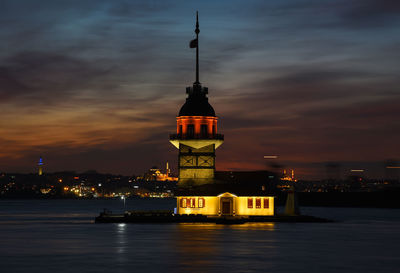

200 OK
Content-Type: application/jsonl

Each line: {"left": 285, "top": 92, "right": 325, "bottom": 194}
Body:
{"left": 247, "top": 198, "right": 253, "bottom": 208}
{"left": 190, "top": 198, "right": 196, "bottom": 208}
{"left": 198, "top": 198, "right": 205, "bottom": 208}
{"left": 181, "top": 198, "right": 187, "bottom": 208}
{"left": 264, "top": 198, "right": 269, "bottom": 208}
{"left": 256, "top": 198, "right": 261, "bottom": 208}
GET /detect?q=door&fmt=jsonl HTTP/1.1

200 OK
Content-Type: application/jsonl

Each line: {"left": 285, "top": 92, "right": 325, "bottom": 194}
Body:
{"left": 221, "top": 197, "right": 233, "bottom": 215}
{"left": 222, "top": 201, "right": 231, "bottom": 214}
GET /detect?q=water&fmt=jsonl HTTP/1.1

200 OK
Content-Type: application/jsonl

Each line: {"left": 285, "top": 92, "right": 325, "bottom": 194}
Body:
{"left": 0, "top": 199, "right": 399, "bottom": 273}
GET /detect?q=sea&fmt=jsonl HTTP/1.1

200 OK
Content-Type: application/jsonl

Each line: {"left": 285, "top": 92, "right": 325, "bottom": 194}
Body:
{"left": 0, "top": 199, "right": 399, "bottom": 273}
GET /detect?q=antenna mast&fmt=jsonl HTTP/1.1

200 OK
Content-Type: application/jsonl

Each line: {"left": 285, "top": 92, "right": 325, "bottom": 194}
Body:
{"left": 195, "top": 11, "right": 200, "bottom": 84}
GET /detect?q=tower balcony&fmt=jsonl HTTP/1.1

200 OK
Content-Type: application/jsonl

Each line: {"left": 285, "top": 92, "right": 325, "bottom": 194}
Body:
{"left": 169, "top": 133, "right": 224, "bottom": 141}
{"left": 169, "top": 133, "right": 224, "bottom": 149}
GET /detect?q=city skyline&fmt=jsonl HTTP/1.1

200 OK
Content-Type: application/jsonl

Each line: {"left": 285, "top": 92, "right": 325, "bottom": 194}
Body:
{"left": 1, "top": 1, "right": 400, "bottom": 179}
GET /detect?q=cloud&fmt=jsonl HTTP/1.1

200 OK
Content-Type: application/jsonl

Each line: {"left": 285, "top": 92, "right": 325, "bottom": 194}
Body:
{"left": 212, "top": 60, "right": 400, "bottom": 178}
{"left": 0, "top": 0, "right": 399, "bottom": 179}
{"left": 247, "top": 0, "right": 400, "bottom": 30}
{"left": 0, "top": 51, "right": 112, "bottom": 103}
{"left": 338, "top": 0, "right": 400, "bottom": 28}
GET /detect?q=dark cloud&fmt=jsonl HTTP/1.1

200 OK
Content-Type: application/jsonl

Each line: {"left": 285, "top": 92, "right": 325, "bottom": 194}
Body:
{"left": 0, "top": 0, "right": 399, "bottom": 179}
{"left": 0, "top": 51, "right": 112, "bottom": 102}
{"left": 339, "top": 0, "right": 400, "bottom": 28}
{"left": 248, "top": 3, "right": 386, "bottom": 36}
{"left": 213, "top": 58, "right": 400, "bottom": 179}
{"left": 0, "top": 67, "right": 31, "bottom": 101}
{"left": 107, "top": 1, "right": 173, "bottom": 18}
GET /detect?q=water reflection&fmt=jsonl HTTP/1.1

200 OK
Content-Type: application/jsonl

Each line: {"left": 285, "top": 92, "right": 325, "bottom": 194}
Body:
{"left": 176, "top": 222, "right": 275, "bottom": 231}
{"left": 115, "top": 223, "right": 127, "bottom": 255}
{"left": 171, "top": 223, "right": 276, "bottom": 272}
{"left": 228, "top": 222, "right": 275, "bottom": 231}
{"left": 173, "top": 223, "right": 220, "bottom": 270}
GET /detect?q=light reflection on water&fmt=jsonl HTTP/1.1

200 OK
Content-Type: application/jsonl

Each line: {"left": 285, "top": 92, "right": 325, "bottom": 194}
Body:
{"left": 177, "top": 222, "right": 275, "bottom": 231}
{"left": 0, "top": 199, "right": 399, "bottom": 273}
{"left": 173, "top": 223, "right": 277, "bottom": 271}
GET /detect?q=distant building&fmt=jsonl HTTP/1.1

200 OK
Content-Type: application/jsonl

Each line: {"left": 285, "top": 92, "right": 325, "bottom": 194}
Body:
{"left": 281, "top": 169, "right": 297, "bottom": 182}
{"left": 143, "top": 163, "right": 178, "bottom": 182}
{"left": 38, "top": 156, "right": 44, "bottom": 176}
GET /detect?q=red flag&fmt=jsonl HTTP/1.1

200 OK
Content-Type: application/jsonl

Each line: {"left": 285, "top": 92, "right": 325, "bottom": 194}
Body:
{"left": 189, "top": 38, "right": 198, "bottom": 48}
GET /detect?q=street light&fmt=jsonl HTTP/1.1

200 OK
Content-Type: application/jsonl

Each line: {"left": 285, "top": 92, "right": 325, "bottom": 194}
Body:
{"left": 121, "top": 195, "right": 126, "bottom": 210}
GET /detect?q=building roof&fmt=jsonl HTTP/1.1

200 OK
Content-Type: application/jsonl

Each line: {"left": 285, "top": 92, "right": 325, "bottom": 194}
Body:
{"left": 178, "top": 84, "right": 215, "bottom": 117}
{"left": 179, "top": 97, "right": 215, "bottom": 116}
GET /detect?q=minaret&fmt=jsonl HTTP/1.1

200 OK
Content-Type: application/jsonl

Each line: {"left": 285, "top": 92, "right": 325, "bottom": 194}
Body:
{"left": 38, "top": 156, "right": 44, "bottom": 176}
{"left": 166, "top": 161, "right": 170, "bottom": 176}
{"left": 170, "top": 12, "right": 224, "bottom": 186}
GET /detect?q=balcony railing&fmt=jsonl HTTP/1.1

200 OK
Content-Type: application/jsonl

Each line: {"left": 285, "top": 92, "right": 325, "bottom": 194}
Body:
{"left": 169, "top": 133, "right": 224, "bottom": 140}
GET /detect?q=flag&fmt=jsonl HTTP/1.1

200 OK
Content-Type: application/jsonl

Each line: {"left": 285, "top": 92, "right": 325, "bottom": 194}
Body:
{"left": 189, "top": 38, "right": 198, "bottom": 48}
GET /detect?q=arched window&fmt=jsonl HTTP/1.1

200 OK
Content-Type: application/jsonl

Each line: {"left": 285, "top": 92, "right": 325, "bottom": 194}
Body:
{"left": 198, "top": 198, "right": 205, "bottom": 208}
{"left": 181, "top": 198, "right": 187, "bottom": 208}
{"left": 263, "top": 198, "right": 269, "bottom": 208}
{"left": 190, "top": 198, "right": 196, "bottom": 208}
{"left": 201, "top": 124, "right": 208, "bottom": 137}
{"left": 247, "top": 198, "right": 253, "bottom": 208}
{"left": 187, "top": 124, "right": 194, "bottom": 137}
{"left": 256, "top": 198, "right": 261, "bottom": 209}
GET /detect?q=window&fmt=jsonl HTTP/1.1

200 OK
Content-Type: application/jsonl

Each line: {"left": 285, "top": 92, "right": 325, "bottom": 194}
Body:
{"left": 187, "top": 124, "right": 194, "bottom": 137}
{"left": 201, "top": 124, "right": 208, "bottom": 137}
{"left": 263, "top": 198, "right": 269, "bottom": 208}
{"left": 198, "top": 198, "right": 205, "bottom": 208}
{"left": 212, "top": 125, "right": 216, "bottom": 135}
{"left": 256, "top": 198, "right": 261, "bottom": 209}
{"left": 190, "top": 198, "right": 196, "bottom": 208}
{"left": 179, "top": 125, "right": 182, "bottom": 134}
{"left": 247, "top": 198, "right": 253, "bottom": 208}
{"left": 181, "top": 198, "right": 187, "bottom": 208}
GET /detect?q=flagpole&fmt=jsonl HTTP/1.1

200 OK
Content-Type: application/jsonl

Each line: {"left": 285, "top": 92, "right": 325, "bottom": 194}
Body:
{"left": 195, "top": 11, "right": 199, "bottom": 84}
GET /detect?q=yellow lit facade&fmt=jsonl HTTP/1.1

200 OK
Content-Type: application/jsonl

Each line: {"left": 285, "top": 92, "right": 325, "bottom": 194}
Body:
{"left": 176, "top": 192, "right": 274, "bottom": 216}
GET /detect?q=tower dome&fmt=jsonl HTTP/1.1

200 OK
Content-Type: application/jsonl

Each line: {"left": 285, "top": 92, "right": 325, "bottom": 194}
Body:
{"left": 178, "top": 85, "right": 215, "bottom": 116}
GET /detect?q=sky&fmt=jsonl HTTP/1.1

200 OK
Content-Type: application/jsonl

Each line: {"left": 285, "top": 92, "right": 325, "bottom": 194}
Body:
{"left": 1, "top": 0, "right": 399, "bottom": 179}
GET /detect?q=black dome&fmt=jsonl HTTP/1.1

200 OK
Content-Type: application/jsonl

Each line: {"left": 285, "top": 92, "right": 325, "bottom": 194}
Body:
{"left": 179, "top": 98, "right": 215, "bottom": 116}
{"left": 178, "top": 84, "right": 216, "bottom": 116}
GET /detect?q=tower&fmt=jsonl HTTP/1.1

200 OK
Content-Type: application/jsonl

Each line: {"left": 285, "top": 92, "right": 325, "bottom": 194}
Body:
{"left": 38, "top": 156, "right": 44, "bottom": 176}
{"left": 170, "top": 12, "right": 224, "bottom": 186}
